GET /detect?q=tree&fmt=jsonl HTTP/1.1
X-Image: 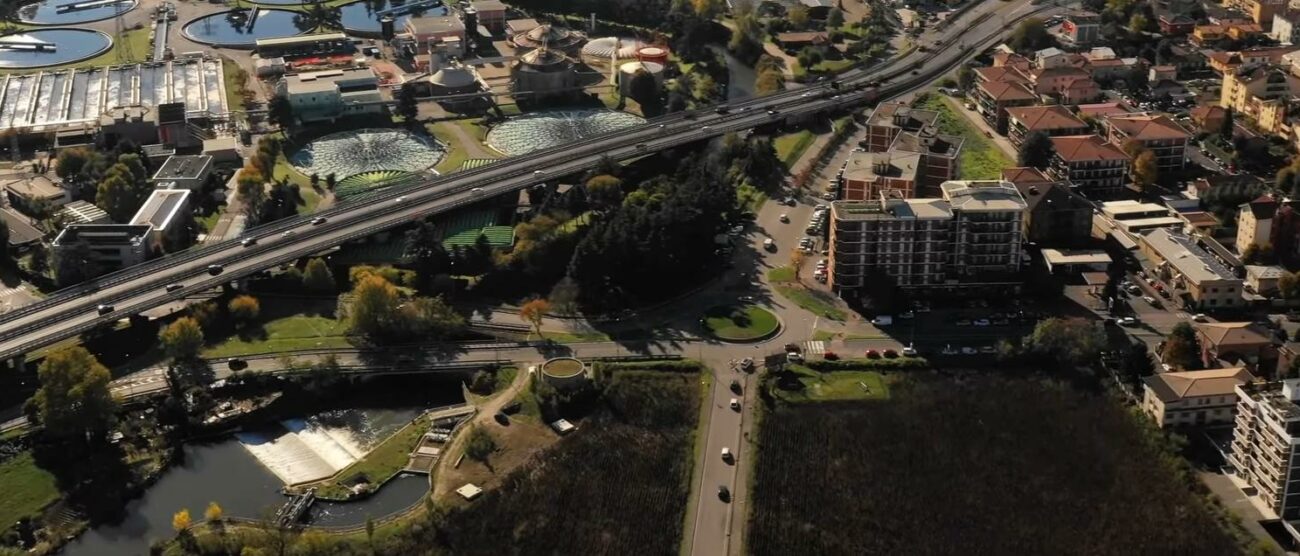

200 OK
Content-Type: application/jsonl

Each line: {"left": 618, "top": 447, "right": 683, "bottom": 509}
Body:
{"left": 350, "top": 274, "right": 399, "bottom": 338}
{"left": 1025, "top": 318, "right": 1105, "bottom": 366}
{"left": 585, "top": 174, "right": 624, "bottom": 210}
{"left": 1242, "top": 243, "right": 1275, "bottom": 265}
{"left": 1132, "top": 150, "right": 1158, "bottom": 191}
{"left": 28, "top": 242, "right": 48, "bottom": 275}
{"left": 790, "top": 250, "right": 806, "bottom": 282}
{"left": 395, "top": 295, "right": 465, "bottom": 339}
{"left": 1017, "top": 131, "right": 1056, "bottom": 169}
{"left": 24, "top": 346, "right": 116, "bottom": 440}
{"left": 1282, "top": 271, "right": 1300, "bottom": 299}
{"left": 755, "top": 70, "right": 785, "bottom": 95}
{"left": 464, "top": 426, "right": 497, "bottom": 465}
{"left": 1010, "top": 18, "right": 1053, "bottom": 54}
{"left": 237, "top": 167, "right": 267, "bottom": 220}
{"left": 172, "top": 508, "right": 192, "bottom": 532}
{"left": 229, "top": 295, "right": 261, "bottom": 326}
{"left": 788, "top": 5, "right": 810, "bottom": 28}
{"left": 691, "top": 0, "right": 722, "bottom": 18}
{"left": 326, "top": 173, "right": 337, "bottom": 191}
{"left": 1163, "top": 322, "right": 1202, "bottom": 370}
{"left": 95, "top": 171, "right": 142, "bottom": 223}
{"left": 519, "top": 298, "right": 551, "bottom": 337}
{"left": 302, "top": 258, "right": 335, "bottom": 293}
{"left": 1119, "top": 341, "right": 1155, "bottom": 391}
{"left": 827, "top": 7, "right": 845, "bottom": 29}
{"left": 268, "top": 94, "right": 292, "bottom": 129}
{"left": 160, "top": 317, "right": 205, "bottom": 361}
{"left": 1128, "top": 13, "right": 1149, "bottom": 34}
{"left": 1221, "top": 107, "right": 1235, "bottom": 138}
{"left": 396, "top": 85, "right": 419, "bottom": 126}
{"left": 796, "top": 47, "right": 823, "bottom": 71}
{"left": 204, "top": 501, "right": 224, "bottom": 523}
{"left": 957, "top": 65, "right": 976, "bottom": 91}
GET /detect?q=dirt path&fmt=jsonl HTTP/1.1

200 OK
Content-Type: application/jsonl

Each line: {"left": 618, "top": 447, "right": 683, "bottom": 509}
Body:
{"left": 430, "top": 365, "right": 535, "bottom": 500}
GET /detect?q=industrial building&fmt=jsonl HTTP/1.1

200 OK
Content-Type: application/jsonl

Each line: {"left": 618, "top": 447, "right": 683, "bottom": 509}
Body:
{"left": 129, "top": 188, "right": 192, "bottom": 248}
{"left": 51, "top": 224, "right": 153, "bottom": 277}
{"left": 151, "top": 155, "right": 213, "bottom": 191}
{"left": 512, "top": 48, "right": 578, "bottom": 102}
{"left": 511, "top": 24, "right": 585, "bottom": 54}
{"left": 276, "top": 68, "right": 382, "bottom": 124}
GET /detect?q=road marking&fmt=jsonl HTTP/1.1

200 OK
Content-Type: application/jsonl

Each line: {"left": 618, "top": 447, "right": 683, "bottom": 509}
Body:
{"left": 803, "top": 340, "right": 826, "bottom": 355}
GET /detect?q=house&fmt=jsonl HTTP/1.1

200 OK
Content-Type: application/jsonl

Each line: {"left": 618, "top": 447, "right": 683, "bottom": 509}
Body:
{"left": 1035, "top": 47, "right": 1071, "bottom": 69}
{"left": 773, "top": 32, "right": 830, "bottom": 51}
{"left": 839, "top": 151, "right": 921, "bottom": 200}
{"left": 1139, "top": 228, "right": 1244, "bottom": 309}
{"left": 1142, "top": 367, "right": 1254, "bottom": 427}
{"left": 150, "top": 155, "right": 213, "bottom": 191}
{"left": 1004, "top": 105, "right": 1091, "bottom": 147}
{"left": 1193, "top": 23, "right": 1265, "bottom": 46}
{"left": 276, "top": 68, "right": 383, "bottom": 124}
{"left": 1190, "top": 105, "right": 1229, "bottom": 133}
{"left": 1208, "top": 47, "right": 1300, "bottom": 75}
{"left": 505, "top": 18, "right": 540, "bottom": 38}
{"left": 1220, "top": 64, "right": 1292, "bottom": 135}
{"left": 863, "top": 103, "right": 938, "bottom": 152}
{"left": 1004, "top": 167, "right": 1093, "bottom": 246}
{"left": 1228, "top": 0, "right": 1288, "bottom": 28}
{"left": 992, "top": 51, "right": 1032, "bottom": 71}
{"left": 973, "top": 80, "right": 1037, "bottom": 133}
{"left": 1048, "top": 135, "right": 1131, "bottom": 194}
{"left": 1196, "top": 322, "right": 1277, "bottom": 369}
{"left": 1061, "top": 77, "right": 1102, "bottom": 104}
{"left": 1060, "top": 11, "right": 1102, "bottom": 45}
{"left": 1246, "top": 264, "right": 1286, "bottom": 295}
{"left": 1237, "top": 195, "right": 1278, "bottom": 254}
{"left": 1103, "top": 113, "right": 1192, "bottom": 171}
{"left": 798, "top": 0, "right": 835, "bottom": 19}
{"left": 1041, "top": 249, "right": 1112, "bottom": 273}
{"left": 1159, "top": 13, "right": 1197, "bottom": 36}
{"left": 1166, "top": 44, "right": 1208, "bottom": 75}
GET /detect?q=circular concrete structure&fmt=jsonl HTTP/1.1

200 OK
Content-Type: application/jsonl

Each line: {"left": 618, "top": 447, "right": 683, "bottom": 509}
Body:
{"left": 541, "top": 357, "right": 589, "bottom": 391}
{"left": 581, "top": 36, "right": 643, "bottom": 60}
{"left": 486, "top": 109, "right": 645, "bottom": 156}
{"left": 15, "top": 0, "right": 138, "bottom": 25}
{"left": 636, "top": 46, "right": 669, "bottom": 65}
{"left": 512, "top": 23, "right": 583, "bottom": 53}
{"left": 0, "top": 29, "right": 112, "bottom": 69}
{"left": 617, "top": 60, "right": 664, "bottom": 96}
{"left": 182, "top": 8, "right": 310, "bottom": 48}
{"left": 290, "top": 128, "right": 445, "bottom": 181}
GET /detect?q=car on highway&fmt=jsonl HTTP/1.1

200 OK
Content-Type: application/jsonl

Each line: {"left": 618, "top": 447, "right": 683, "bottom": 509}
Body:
{"left": 718, "top": 485, "right": 731, "bottom": 502}
{"left": 395, "top": 196, "right": 406, "bottom": 203}
{"left": 165, "top": 283, "right": 184, "bottom": 292}
{"left": 227, "top": 358, "right": 247, "bottom": 371}
{"left": 207, "top": 264, "right": 224, "bottom": 276}
{"left": 470, "top": 187, "right": 485, "bottom": 195}
{"left": 973, "top": 318, "right": 991, "bottom": 326}
{"left": 729, "top": 398, "right": 741, "bottom": 411}
{"left": 241, "top": 237, "right": 257, "bottom": 247}
{"left": 282, "top": 230, "right": 295, "bottom": 238}
{"left": 1118, "top": 317, "right": 1138, "bottom": 327}
{"left": 866, "top": 349, "right": 880, "bottom": 358}
{"left": 532, "top": 170, "right": 546, "bottom": 175}
{"left": 311, "top": 217, "right": 327, "bottom": 225}
{"left": 979, "top": 346, "right": 996, "bottom": 354}
{"left": 872, "top": 315, "right": 893, "bottom": 326}
{"left": 902, "top": 345, "right": 918, "bottom": 357}
{"left": 883, "top": 349, "right": 898, "bottom": 358}
{"left": 96, "top": 304, "right": 114, "bottom": 315}
{"left": 721, "top": 447, "right": 733, "bottom": 462}
{"left": 955, "top": 319, "right": 971, "bottom": 326}
{"left": 960, "top": 347, "right": 978, "bottom": 355}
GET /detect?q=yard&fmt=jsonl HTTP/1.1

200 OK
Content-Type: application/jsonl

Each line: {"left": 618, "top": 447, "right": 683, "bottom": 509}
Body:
{"left": 774, "top": 130, "right": 816, "bottom": 169}
{"left": 0, "top": 452, "right": 60, "bottom": 534}
{"left": 771, "top": 365, "right": 892, "bottom": 402}
{"left": 702, "top": 305, "right": 780, "bottom": 341}
{"left": 914, "top": 93, "right": 1014, "bottom": 180}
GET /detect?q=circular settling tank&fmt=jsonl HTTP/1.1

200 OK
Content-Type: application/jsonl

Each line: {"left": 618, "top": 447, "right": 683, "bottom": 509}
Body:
{"left": 182, "top": 8, "right": 311, "bottom": 48}
{"left": 15, "top": 0, "right": 137, "bottom": 25}
{"left": 540, "top": 358, "right": 589, "bottom": 391}
{"left": 581, "top": 36, "right": 643, "bottom": 60}
{"left": 486, "top": 109, "right": 645, "bottom": 156}
{"left": 0, "top": 29, "right": 111, "bottom": 69}
{"left": 290, "top": 129, "right": 444, "bottom": 181}
{"left": 339, "top": 0, "right": 446, "bottom": 36}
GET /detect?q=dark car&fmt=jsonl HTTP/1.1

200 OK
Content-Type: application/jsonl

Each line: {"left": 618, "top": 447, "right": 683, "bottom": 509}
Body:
{"left": 227, "top": 358, "right": 248, "bottom": 371}
{"left": 207, "top": 264, "right": 224, "bottom": 276}
{"left": 730, "top": 380, "right": 742, "bottom": 394}
{"left": 96, "top": 304, "right": 114, "bottom": 316}
{"left": 717, "top": 486, "right": 731, "bottom": 502}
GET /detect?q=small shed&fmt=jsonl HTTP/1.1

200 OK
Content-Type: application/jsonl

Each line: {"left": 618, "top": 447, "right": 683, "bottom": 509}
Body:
{"left": 550, "top": 419, "right": 575, "bottom": 435}
{"left": 456, "top": 483, "right": 483, "bottom": 500}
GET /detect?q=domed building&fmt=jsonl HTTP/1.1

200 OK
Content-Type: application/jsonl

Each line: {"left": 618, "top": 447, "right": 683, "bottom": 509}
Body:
{"left": 512, "top": 23, "right": 585, "bottom": 54}
{"left": 429, "top": 64, "right": 484, "bottom": 110}
{"left": 512, "top": 47, "right": 577, "bottom": 102}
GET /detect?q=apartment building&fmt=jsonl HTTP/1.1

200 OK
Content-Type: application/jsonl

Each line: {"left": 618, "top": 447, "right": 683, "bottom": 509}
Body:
{"left": 1238, "top": 195, "right": 1279, "bottom": 254}
{"left": 1104, "top": 113, "right": 1192, "bottom": 171}
{"left": 840, "top": 151, "right": 921, "bottom": 201}
{"left": 1003, "top": 167, "right": 1093, "bottom": 246}
{"left": 1048, "top": 135, "right": 1131, "bottom": 195}
{"left": 1228, "top": 380, "right": 1300, "bottom": 521}
{"left": 1274, "top": 11, "right": 1300, "bottom": 44}
{"left": 1004, "top": 105, "right": 1091, "bottom": 147}
{"left": 973, "top": 80, "right": 1038, "bottom": 133}
{"left": 890, "top": 128, "right": 963, "bottom": 196}
{"left": 1220, "top": 65, "right": 1292, "bottom": 135}
{"left": 863, "top": 103, "right": 938, "bottom": 152}
{"left": 1197, "top": 322, "right": 1277, "bottom": 370}
{"left": 1060, "top": 11, "right": 1101, "bottom": 45}
{"left": 1228, "top": 0, "right": 1288, "bottom": 28}
{"left": 828, "top": 181, "right": 1025, "bottom": 295}
{"left": 1142, "top": 367, "right": 1255, "bottom": 428}
{"left": 1139, "top": 228, "right": 1243, "bottom": 309}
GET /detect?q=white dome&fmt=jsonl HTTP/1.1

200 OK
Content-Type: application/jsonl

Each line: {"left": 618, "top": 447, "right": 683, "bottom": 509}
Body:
{"left": 582, "top": 36, "right": 644, "bottom": 59}
{"left": 430, "top": 67, "right": 476, "bottom": 89}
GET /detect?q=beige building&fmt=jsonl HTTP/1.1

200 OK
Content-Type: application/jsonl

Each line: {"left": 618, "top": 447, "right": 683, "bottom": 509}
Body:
{"left": 1220, "top": 65, "right": 1292, "bottom": 136}
{"left": 1143, "top": 367, "right": 1254, "bottom": 427}
{"left": 1229, "top": 380, "right": 1300, "bottom": 522}
{"left": 1237, "top": 195, "right": 1279, "bottom": 254}
{"left": 1138, "top": 228, "right": 1243, "bottom": 309}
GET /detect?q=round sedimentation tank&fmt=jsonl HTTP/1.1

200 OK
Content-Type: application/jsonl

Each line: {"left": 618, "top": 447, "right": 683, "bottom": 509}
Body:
{"left": 617, "top": 60, "right": 664, "bottom": 96}
{"left": 182, "top": 8, "right": 310, "bottom": 48}
{"left": 0, "top": 29, "right": 112, "bottom": 69}
{"left": 540, "top": 357, "right": 589, "bottom": 391}
{"left": 636, "top": 46, "right": 669, "bottom": 65}
{"left": 340, "top": 0, "right": 447, "bottom": 38}
{"left": 16, "top": 0, "right": 138, "bottom": 25}
{"left": 581, "top": 36, "right": 643, "bottom": 60}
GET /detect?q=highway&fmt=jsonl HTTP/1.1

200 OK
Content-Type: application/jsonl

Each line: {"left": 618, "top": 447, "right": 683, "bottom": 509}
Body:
{"left": 0, "top": 0, "right": 1055, "bottom": 364}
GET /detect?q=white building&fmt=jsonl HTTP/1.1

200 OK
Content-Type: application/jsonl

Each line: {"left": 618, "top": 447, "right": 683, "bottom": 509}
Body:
{"left": 51, "top": 224, "right": 153, "bottom": 277}
{"left": 129, "top": 188, "right": 191, "bottom": 247}
{"left": 1229, "top": 380, "right": 1300, "bottom": 525}
{"left": 277, "top": 68, "right": 383, "bottom": 124}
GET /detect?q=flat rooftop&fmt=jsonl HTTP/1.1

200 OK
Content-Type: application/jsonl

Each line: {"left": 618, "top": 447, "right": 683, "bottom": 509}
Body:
{"left": 831, "top": 198, "right": 951, "bottom": 221}
{"left": 1043, "top": 249, "right": 1111, "bottom": 266}
{"left": 940, "top": 180, "right": 1026, "bottom": 211}
{"left": 1101, "top": 200, "right": 1171, "bottom": 218}
{"left": 1140, "top": 228, "right": 1238, "bottom": 284}
{"left": 152, "top": 155, "right": 212, "bottom": 181}
{"left": 129, "top": 189, "right": 190, "bottom": 230}
{"left": 53, "top": 223, "right": 151, "bottom": 246}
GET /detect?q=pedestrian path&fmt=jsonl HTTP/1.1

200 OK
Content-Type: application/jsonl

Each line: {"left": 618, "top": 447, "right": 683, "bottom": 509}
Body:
{"left": 802, "top": 340, "right": 827, "bottom": 356}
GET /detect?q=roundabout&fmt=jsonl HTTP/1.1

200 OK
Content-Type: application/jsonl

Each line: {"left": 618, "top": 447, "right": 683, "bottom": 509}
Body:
{"left": 701, "top": 305, "right": 780, "bottom": 343}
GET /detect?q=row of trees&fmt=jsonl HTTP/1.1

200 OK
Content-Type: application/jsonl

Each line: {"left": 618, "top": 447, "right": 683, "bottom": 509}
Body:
{"left": 344, "top": 271, "right": 466, "bottom": 342}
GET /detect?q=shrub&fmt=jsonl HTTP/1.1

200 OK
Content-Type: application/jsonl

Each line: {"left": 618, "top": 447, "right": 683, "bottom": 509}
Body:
{"left": 805, "top": 357, "right": 928, "bottom": 371}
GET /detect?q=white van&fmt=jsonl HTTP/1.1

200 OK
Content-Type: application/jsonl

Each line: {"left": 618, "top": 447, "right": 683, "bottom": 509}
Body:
{"left": 871, "top": 315, "right": 893, "bottom": 326}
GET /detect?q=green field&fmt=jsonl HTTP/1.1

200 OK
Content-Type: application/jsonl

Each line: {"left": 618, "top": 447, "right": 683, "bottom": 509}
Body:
{"left": 0, "top": 452, "right": 60, "bottom": 533}
{"left": 774, "top": 285, "right": 846, "bottom": 321}
{"left": 774, "top": 130, "right": 816, "bottom": 168}
{"left": 915, "top": 94, "right": 1014, "bottom": 180}
{"left": 702, "top": 305, "right": 780, "bottom": 341}
{"left": 313, "top": 415, "right": 430, "bottom": 499}
{"left": 772, "top": 366, "right": 892, "bottom": 402}
{"left": 427, "top": 122, "right": 472, "bottom": 174}
{"left": 766, "top": 266, "right": 796, "bottom": 283}
{"left": 437, "top": 209, "right": 515, "bottom": 247}
{"left": 203, "top": 313, "right": 353, "bottom": 358}
{"left": 222, "top": 57, "right": 250, "bottom": 113}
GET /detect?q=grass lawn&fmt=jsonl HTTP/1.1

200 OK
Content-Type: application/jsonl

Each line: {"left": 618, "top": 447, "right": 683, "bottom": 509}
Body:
{"left": 313, "top": 415, "right": 431, "bottom": 499}
{"left": 197, "top": 211, "right": 222, "bottom": 233}
{"left": 0, "top": 452, "right": 59, "bottom": 533}
{"left": 427, "top": 122, "right": 470, "bottom": 174}
{"left": 202, "top": 313, "right": 354, "bottom": 358}
{"left": 813, "top": 59, "right": 855, "bottom": 73}
{"left": 811, "top": 329, "right": 837, "bottom": 342}
{"left": 774, "top": 130, "right": 816, "bottom": 169}
{"left": 914, "top": 94, "right": 1014, "bottom": 180}
{"left": 774, "top": 285, "right": 846, "bottom": 321}
{"left": 702, "top": 305, "right": 780, "bottom": 341}
{"left": 772, "top": 365, "right": 892, "bottom": 403}
{"left": 221, "top": 57, "right": 250, "bottom": 113}
{"left": 766, "top": 266, "right": 796, "bottom": 283}
{"left": 530, "top": 330, "right": 612, "bottom": 343}
{"left": 269, "top": 156, "right": 325, "bottom": 214}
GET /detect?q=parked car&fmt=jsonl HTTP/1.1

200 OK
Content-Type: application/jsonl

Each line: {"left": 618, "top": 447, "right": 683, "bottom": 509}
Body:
{"left": 721, "top": 447, "right": 733, "bottom": 462}
{"left": 763, "top": 238, "right": 776, "bottom": 252}
{"left": 960, "top": 347, "right": 978, "bottom": 355}
{"left": 973, "top": 318, "right": 991, "bottom": 326}
{"left": 866, "top": 349, "right": 881, "bottom": 359}
{"left": 729, "top": 398, "right": 741, "bottom": 411}
{"left": 979, "top": 346, "right": 996, "bottom": 354}
{"left": 941, "top": 345, "right": 958, "bottom": 355}
{"left": 872, "top": 315, "right": 893, "bottom": 326}
{"left": 1193, "top": 313, "right": 1209, "bottom": 322}
{"left": 883, "top": 349, "right": 898, "bottom": 358}
{"left": 779, "top": 214, "right": 789, "bottom": 223}
{"left": 1118, "top": 317, "right": 1138, "bottom": 326}
{"left": 902, "top": 345, "right": 918, "bottom": 357}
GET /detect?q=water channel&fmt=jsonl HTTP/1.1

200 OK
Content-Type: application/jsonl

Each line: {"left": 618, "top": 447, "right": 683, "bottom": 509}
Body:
{"left": 710, "top": 45, "right": 756, "bottom": 101}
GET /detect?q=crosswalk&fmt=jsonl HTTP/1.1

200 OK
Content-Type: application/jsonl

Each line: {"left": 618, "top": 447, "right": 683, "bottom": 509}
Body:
{"left": 0, "top": 284, "right": 26, "bottom": 297}
{"left": 803, "top": 340, "right": 826, "bottom": 356}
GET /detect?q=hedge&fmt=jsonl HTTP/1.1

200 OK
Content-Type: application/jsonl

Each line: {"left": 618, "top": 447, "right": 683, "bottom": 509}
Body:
{"left": 805, "top": 357, "right": 929, "bottom": 371}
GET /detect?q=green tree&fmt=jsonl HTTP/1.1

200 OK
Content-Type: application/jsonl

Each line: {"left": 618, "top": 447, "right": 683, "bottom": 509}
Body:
{"left": 788, "top": 5, "right": 810, "bottom": 28}
{"left": 1025, "top": 318, "right": 1104, "bottom": 366}
{"left": 302, "top": 258, "right": 335, "bottom": 293}
{"left": 52, "top": 241, "right": 98, "bottom": 286}
{"left": 24, "top": 346, "right": 116, "bottom": 439}
{"left": 1132, "top": 150, "right": 1158, "bottom": 190}
{"left": 397, "top": 295, "right": 466, "bottom": 339}
{"left": 826, "top": 7, "right": 845, "bottom": 29}
{"left": 464, "top": 426, "right": 497, "bottom": 465}
{"left": 1128, "top": 13, "right": 1149, "bottom": 33}
{"left": 228, "top": 295, "right": 261, "bottom": 326}
{"left": 585, "top": 174, "right": 624, "bottom": 210}
{"left": 350, "top": 274, "right": 399, "bottom": 338}
{"left": 957, "top": 65, "right": 976, "bottom": 91}
{"left": 755, "top": 70, "right": 785, "bottom": 95}
{"left": 1010, "top": 18, "right": 1053, "bottom": 54}
{"left": 268, "top": 94, "right": 293, "bottom": 129}
{"left": 1221, "top": 107, "right": 1235, "bottom": 138}
{"left": 95, "top": 171, "right": 141, "bottom": 223}
{"left": 1017, "top": 131, "right": 1056, "bottom": 168}
{"left": 160, "top": 317, "right": 205, "bottom": 361}
{"left": 396, "top": 85, "right": 419, "bottom": 126}
{"left": 237, "top": 166, "right": 267, "bottom": 220}
{"left": 1119, "top": 341, "right": 1155, "bottom": 391}
{"left": 1162, "top": 322, "right": 1202, "bottom": 370}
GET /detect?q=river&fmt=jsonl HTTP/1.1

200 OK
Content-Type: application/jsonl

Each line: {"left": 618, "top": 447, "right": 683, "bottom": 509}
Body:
{"left": 711, "top": 45, "right": 756, "bottom": 100}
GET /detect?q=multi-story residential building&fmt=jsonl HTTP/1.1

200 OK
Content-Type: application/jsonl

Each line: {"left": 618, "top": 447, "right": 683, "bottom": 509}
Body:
{"left": 828, "top": 181, "right": 1025, "bottom": 296}
{"left": 1034, "top": 47, "right": 1071, "bottom": 69}
{"left": 1190, "top": 104, "right": 1229, "bottom": 134}
{"left": 1277, "top": 11, "right": 1300, "bottom": 44}
{"left": 1221, "top": 64, "right": 1293, "bottom": 135}
{"left": 1159, "top": 13, "right": 1197, "bottom": 35}
{"left": 1028, "top": 66, "right": 1093, "bottom": 98}
{"left": 1228, "top": 380, "right": 1300, "bottom": 521}
{"left": 1003, "top": 167, "right": 1093, "bottom": 246}
{"left": 1060, "top": 77, "right": 1102, "bottom": 104}
{"left": 1238, "top": 195, "right": 1279, "bottom": 254}
{"left": 973, "top": 80, "right": 1038, "bottom": 133}
{"left": 1104, "top": 113, "right": 1192, "bottom": 171}
{"left": 863, "top": 103, "right": 938, "bottom": 152}
{"left": 1228, "top": 0, "right": 1288, "bottom": 28}
{"left": 1208, "top": 46, "right": 1300, "bottom": 75}
{"left": 1060, "top": 11, "right": 1101, "bottom": 45}
{"left": 890, "top": 128, "right": 963, "bottom": 196}
{"left": 1048, "top": 135, "right": 1131, "bottom": 195}
{"left": 1004, "top": 105, "right": 1091, "bottom": 147}
{"left": 840, "top": 151, "right": 921, "bottom": 201}
{"left": 1139, "top": 228, "right": 1244, "bottom": 309}
{"left": 1142, "top": 367, "right": 1255, "bottom": 428}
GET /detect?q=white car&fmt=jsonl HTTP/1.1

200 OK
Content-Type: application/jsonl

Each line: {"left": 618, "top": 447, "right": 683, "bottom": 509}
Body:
{"left": 872, "top": 316, "right": 893, "bottom": 326}
{"left": 1192, "top": 314, "right": 1208, "bottom": 322}
{"left": 902, "top": 345, "right": 918, "bottom": 356}
{"left": 1118, "top": 317, "right": 1138, "bottom": 326}
{"left": 395, "top": 196, "right": 406, "bottom": 203}
{"left": 729, "top": 398, "right": 741, "bottom": 410}
{"left": 721, "top": 447, "right": 733, "bottom": 462}
{"left": 779, "top": 214, "right": 789, "bottom": 223}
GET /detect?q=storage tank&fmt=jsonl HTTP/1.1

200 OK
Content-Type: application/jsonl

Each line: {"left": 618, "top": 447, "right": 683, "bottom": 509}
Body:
{"left": 617, "top": 60, "right": 664, "bottom": 96}
{"left": 636, "top": 46, "right": 669, "bottom": 65}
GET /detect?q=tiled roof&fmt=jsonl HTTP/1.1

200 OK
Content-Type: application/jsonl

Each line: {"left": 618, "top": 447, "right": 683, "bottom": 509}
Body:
{"left": 974, "top": 66, "right": 1030, "bottom": 84}
{"left": 1005, "top": 105, "right": 1088, "bottom": 131}
{"left": 1002, "top": 167, "right": 1054, "bottom": 185}
{"left": 1050, "top": 134, "right": 1130, "bottom": 162}
{"left": 1143, "top": 367, "right": 1253, "bottom": 403}
{"left": 1107, "top": 113, "right": 1192, "bottom": 141}
{"left": 1195, "top": 322, "right": 1272, "bottom": 348}
{"left": 979, "top": 80, "right": 1036, "bottom": 101}
{"left": 1076, "top": 102, "right": 1131, "bottom": 118}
